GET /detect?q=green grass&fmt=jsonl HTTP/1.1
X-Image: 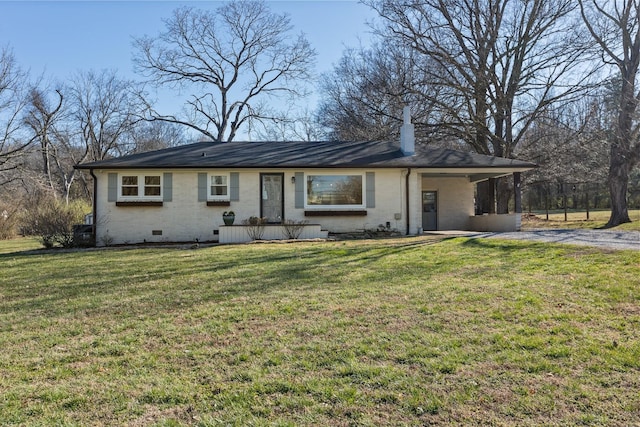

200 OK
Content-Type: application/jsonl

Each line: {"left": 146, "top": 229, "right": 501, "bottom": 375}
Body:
{"left": 0, "top": 236, "right": 41, "bottom": 254}
{"left": 523, "top": 209, "right": 640, "bottom": 231}
{"left": 1, "top": 236, "right": 639, "bottom": 425}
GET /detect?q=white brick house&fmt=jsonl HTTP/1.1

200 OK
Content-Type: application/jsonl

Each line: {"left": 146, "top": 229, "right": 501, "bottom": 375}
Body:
{"left": 76, "top": 114, "right": 535, "bottom": 245}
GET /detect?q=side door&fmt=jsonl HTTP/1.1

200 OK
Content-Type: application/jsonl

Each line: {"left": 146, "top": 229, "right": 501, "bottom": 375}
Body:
{"left": 422, "top": 191, "right": 437, "bottom": 231}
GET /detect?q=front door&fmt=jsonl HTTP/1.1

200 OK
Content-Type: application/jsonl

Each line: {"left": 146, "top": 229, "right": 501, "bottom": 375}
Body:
{"left": 261, "top": 173, "right": 284, "bottom": 223}
{"left": 422, "top": 191, "right": 438, "bottom": 231}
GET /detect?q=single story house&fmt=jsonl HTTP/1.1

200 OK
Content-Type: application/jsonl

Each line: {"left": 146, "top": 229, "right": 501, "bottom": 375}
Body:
{"left": 75, "top": 109, "right": 536, "bottom": 245}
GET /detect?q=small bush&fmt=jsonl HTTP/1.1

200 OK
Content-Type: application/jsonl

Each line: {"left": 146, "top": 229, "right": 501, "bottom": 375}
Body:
{"left": 23, "top": 199, "right": 87, "bottom": 248}
{"left": 282, "top": 219, "right": 308, "bottom": 239}
{"left": 242, "top": 217, "right": 266, "bottom": 240}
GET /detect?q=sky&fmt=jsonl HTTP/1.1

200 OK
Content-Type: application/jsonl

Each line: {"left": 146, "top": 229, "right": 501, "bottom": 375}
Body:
{"left": 0, "top": 0, "right": 377, "bottom": 117}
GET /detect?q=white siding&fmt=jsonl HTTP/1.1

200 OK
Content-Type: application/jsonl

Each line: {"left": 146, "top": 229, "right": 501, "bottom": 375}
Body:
{"left": 420, "top": 176, "right": 475, "bottom": 231}
{"left": 407, "top": 171, "right": 421, "bottom": 235}
{"left": 288, "top": 169, "right": 405, "bottom": 233}
{"left": 469, "top": 213, "right": 521, "bottom": 232}
{"left": 96, "top": 170, "right": 221, "bottom": 245}
{"left": 219, "top": 224, "right": 328, "bottom": 243}
{"left": 93, "top": 167, "right": 522, "bottom": 244}
{"left": 94, "top": 169, "right": 411, "bottom": 245}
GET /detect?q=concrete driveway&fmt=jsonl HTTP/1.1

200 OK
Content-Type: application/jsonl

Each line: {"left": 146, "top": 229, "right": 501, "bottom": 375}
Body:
{"left": 475, "top": 229, "right": 640, "bottom": 251}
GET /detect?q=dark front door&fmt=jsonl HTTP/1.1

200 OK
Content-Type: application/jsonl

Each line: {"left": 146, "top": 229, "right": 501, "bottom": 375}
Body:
{"left": 422, "top": 191, "right": 438, "bottom": 231}
{"left": 261, "top": 173, "right": 284, "bottom": 223}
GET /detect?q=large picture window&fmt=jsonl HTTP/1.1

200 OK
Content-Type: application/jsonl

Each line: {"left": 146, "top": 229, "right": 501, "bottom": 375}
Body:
{"left": 120, "top": 174, "right": 162, "bottom": 199}
{"left": 209, "top": 174, "right": 229, "bottom": 200}
{"left": 306, "top": 175, "right": 363, "bottom": 206}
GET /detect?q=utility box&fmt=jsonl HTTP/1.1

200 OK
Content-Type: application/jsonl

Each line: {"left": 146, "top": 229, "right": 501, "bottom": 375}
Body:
{"left": 73, "top": 224, "right": 94, "bottom": 247}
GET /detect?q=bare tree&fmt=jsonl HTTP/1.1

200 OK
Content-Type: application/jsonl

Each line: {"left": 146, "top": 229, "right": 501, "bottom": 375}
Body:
{"left": 251, "top": 107, "right": 324, "bottom": 141}
{"left": 68, "top": 70, "right": 144, "bottom": 161}
{"left": 368, "top": 0, "right": 595, "bottom": 212}
{"left": 133, "top": 1, "right": 316, "bottom": 142}
{"left": 317, "top": 41, "right": 431, "bottom": 142}
{"left": 0, "top": 46, "right": 31, "bottom": 185}
{"left": 580, "top": 0, "right": 640, "bottom": 227}
{"left": 23, "top": 85, "right": 90, "bottom": 202}
{"left": 20, "top": 71, "right": 146, "bottom": 203}
{"left": 24, "top": 87, "right": 64, "bottom": 193}
{"left": 130, "top": 120, "right": 186, "bottom": 153}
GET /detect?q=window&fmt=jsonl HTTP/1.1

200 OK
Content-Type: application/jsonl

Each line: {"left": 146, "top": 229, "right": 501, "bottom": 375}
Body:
{"left": 121, "top": 176, "right": 138, "bottom": 196}
{"left": 306, "top": 175, "right": 363, "bottom": 207}
{"left": 144, "top": 176, "right": 161, "bottom": 196}
{"left": 120, "top": 174, "right": 162, "bottom": 199}
{"left": 209, "top": 174, "right": 229, "bottom": 200}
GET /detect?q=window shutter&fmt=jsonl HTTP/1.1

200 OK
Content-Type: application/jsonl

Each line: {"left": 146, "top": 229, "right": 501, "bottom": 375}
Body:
{"left": 366, "top": 172, "right": 375, "bottom": 208}
{"left": 230, "top": 172, "right": 240, "bottom": 201}
{"left": 108, "top": 173, "right": 118, "bottom": 202}
{"left": 163, "top": 173, "right": 172, "bottom": 202}
{"left": 294, "top": 172, "right": 304, "bottom": 208}
{"left": 198, "top": 173, "right": 207, "bottom": 202}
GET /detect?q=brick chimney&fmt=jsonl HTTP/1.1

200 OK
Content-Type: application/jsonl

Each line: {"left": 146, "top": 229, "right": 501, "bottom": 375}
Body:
{"left": 400, "top": 106, "right": 415, "bottom": 156}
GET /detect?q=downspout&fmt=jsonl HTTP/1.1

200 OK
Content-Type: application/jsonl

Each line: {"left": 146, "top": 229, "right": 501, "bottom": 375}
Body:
{"left": 400, "top": 106, "right": 415, "bottom": 235}
{"left": 405, "top": 168, "right": 411, "bottom": 235}
{"left": 90, "top": 169, "right": 98, "bottom": 246}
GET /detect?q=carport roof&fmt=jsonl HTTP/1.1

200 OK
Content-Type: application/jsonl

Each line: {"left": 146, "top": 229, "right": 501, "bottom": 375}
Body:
{"left": 75, "top": 140, "right": 536, "bottom": 171}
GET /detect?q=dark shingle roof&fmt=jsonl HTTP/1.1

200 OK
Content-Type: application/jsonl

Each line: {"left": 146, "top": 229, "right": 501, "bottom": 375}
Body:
{"left": 75, "top": 140, "right": 536, "bottom": 170}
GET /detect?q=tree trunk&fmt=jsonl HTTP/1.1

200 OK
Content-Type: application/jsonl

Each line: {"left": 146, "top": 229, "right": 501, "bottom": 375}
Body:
{"left": 514, "top": 173, "right": 522, "bottom": 214}
{"left": 585, "top": 187, "right": 590, "bottom": 220}
{"left": 606, "top": 76, "right": 636, "bottom": 227}
{"left": 606, "top": 146, "right": 632, "bottom": 227}
{"left": 476, "top": 180, "right": 496, "bottom": 214}
{"left": 545, "top": 183, "right": 550, "bottom": 220}
{"left": 496, "top": 176, "right": 511, "bottom": 214}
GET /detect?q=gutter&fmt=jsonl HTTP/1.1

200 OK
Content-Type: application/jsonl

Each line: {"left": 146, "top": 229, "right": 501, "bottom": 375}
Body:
{"left": 405, "top": 168, "right": 411, "bottom": 235}
{"left": 89, "top": 169, "right": 98, "bottom": 246}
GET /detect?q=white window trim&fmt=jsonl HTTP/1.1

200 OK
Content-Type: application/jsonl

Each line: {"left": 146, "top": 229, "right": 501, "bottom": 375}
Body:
{"left": 208, "top": 173, "right": 230, "bottom": 201}
{"left": 119, "top": 173, "right": 163, "bottom": 201}
{"left": 304, "top": 172, "right": 366, "bottom": 209}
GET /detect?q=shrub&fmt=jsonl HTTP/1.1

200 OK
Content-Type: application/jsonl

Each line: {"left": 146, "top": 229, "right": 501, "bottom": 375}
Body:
{"left": 242, "top": 217, "right": 266, "bottom": 240}
{"left": 23, "top": 199, "right": 87, "bottom": 248}
{"left": 282, "top": 219, "right": 308, "bottom": 239}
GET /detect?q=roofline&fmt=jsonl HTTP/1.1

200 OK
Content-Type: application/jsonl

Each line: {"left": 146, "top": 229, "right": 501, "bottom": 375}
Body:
{"left": 73, "top": 140, "right": 537, "bottom": 171}
{"left": 75, "top": 164, "right": 537, "bottom": 171}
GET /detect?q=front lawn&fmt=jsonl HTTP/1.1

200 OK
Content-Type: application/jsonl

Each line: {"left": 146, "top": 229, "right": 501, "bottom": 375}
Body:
{"left": 1, "top": 237, "right": 638, "bottom": 425}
